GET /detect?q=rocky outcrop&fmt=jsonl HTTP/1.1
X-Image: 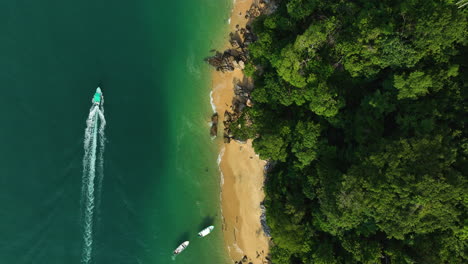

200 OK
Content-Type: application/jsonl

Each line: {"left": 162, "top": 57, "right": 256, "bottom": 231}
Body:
{"left": 244, "top": 0, "right": 270, "bottom": 19}
{"left": 257, "top": 0, "right": 278, "bottom": 15}
{"left": 206, "top": 51, "right": 235, "bottom": 72}
{"left": 223, "top": 111, "right": 233, "bottom": 143}
{"left": 233, "top": 252, "right": 270, "bottom": 264}
{"left": 260, "top": 202, "right": 272, "bottom": 237}
{"left": 206, "top": 45, "right": 250, "bottom": 72}
{"left": 233, "top": 83, "right": 253, "bottom": 113}
{"left": 207, "top": 1, "right": 272, "bottom": 139}
{"left": 222, "top": 83, "right": 254, "bottom": 143}
{"left": 210, "top": 112, "right": 219, "bottom": 137}
{"left": 206, "top": 2, "right": 269, "bottom": 72}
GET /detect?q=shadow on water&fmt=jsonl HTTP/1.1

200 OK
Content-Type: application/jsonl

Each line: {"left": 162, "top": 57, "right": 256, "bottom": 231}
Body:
{"left": 198, "top": 215, "right": 215, "bottom": 230}
{"left": 175, "top": 232, "right": 190, "bottom": 245}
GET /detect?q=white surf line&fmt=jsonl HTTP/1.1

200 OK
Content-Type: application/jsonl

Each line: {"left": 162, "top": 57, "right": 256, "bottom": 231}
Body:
{"left": 210, "top": 91, "right": 217, "bottom": 113}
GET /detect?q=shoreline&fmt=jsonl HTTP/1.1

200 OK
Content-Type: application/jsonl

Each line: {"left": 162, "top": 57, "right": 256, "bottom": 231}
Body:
{"left": 211, "top": 0, "right": 270, "bottom": 263}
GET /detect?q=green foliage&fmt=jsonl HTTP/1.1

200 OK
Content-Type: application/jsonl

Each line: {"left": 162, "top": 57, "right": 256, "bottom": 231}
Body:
{"left": 394, "top": 71, "right": 433, "bottom": 99}
{"left": 307, "top": 82, "right": 343, "bottom": 117}
{"left": 286, "top": 0, "right": 316, "bottom": 20}
{"left": 243, "top": 62, "right": 256, "bottom": 77}
{"left": 253, "top": 133, "right": 288, "bottom": 161}
{"left": 341, "top": 136, "right": 465, "bottom": 239}
{"left": 234, "top": 0, "right": 468, "bottom": 263}
{"left": 229, "top": 111, "right": 257, "bottom": 141}
{"left": 291, "top": 121, "right": 321, "bottom": 168}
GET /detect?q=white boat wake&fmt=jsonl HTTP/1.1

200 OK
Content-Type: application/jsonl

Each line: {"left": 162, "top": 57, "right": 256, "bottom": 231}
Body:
{"left": 81, "top": 95, "right": 106, "bottom": 264}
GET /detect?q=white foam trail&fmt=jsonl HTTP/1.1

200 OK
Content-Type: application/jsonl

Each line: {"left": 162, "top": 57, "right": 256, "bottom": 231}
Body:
{"left": 95, "top": 107, "right": 106, "bottom": 222}
{"left": 210, "top": 91, "right": 216, "bottom": 113}
{"left": 82, "top": 110, "right": 98, "bottom": 263}
{"left": 81, "top": 105, "right": 99, "bottom": 202}
{"left": 81, "top": 104, "right": 106, "bottom": 264}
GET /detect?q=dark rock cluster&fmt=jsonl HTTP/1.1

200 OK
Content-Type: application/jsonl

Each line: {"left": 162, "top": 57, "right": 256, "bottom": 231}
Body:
{"left": 260, "top": 202, "right": 272, "bottom": 237}
{"left": 223, "top": 83, "right": 253, "bottom": 143}
{"left": 233, "top": 252, "right": 271, "bottom": 264}
{"left": 206, "top": 1, "right": 270, "bottom": 72}
{"left": 206, "top": 27, "right": 253, "bottom": 73}
{"left": 210, "top": 113, "right": 219, "bottom": 137}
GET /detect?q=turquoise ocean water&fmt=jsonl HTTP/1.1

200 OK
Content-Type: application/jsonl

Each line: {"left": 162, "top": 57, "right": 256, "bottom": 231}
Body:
{"left": 0, "top": 0, "right": 231, "bottom": 263}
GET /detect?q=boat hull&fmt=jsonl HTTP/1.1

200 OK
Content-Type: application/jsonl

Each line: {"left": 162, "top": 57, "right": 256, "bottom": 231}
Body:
{"left": 198, "top": 226, "right": 214, "bottom": 237}
{"left": 173, "top": 241, "right": 189, "bottom": 255}
{"left": 93, "top": 87, "right": 103, "bottom": 106}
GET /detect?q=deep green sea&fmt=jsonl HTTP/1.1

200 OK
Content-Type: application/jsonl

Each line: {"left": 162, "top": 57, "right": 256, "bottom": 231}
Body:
{"left": 0, "top": 0, "right": 231, "bottom": 263}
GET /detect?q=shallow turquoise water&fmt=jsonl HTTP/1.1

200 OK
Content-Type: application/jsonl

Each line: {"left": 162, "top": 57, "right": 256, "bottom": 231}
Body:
{"left": 0, "top": 0, "right": 231, "bottom": 263}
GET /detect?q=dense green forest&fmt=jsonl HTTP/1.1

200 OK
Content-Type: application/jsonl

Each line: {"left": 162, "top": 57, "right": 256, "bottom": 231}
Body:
{"left": 235, "top": 0, "right": 467, "bottom": 263}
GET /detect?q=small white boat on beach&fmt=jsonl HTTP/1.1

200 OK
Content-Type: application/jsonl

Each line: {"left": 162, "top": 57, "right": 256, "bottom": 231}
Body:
{"left": 173, "top": 241, "right": 189, "bottom": 255}
{"left": 198, "top": 226, "right": 214, "bottom": 237}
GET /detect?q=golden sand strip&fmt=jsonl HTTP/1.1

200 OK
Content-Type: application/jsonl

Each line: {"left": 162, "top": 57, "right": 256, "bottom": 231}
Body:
{"left": 211, "top": 0, "right": 270, "bottom": 263}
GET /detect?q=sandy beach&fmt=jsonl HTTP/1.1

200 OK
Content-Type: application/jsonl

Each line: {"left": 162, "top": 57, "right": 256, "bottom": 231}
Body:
{"left": 211, "top": 0, "right": 271, "bottom": 263}
{"left": 218, "top": 141, "right": 269, "bottom": 263}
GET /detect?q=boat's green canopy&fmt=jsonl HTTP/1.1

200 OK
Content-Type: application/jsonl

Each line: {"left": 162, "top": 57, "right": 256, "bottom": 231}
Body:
{"left": 94, "top": 93, "right": 101, "bottom": 102}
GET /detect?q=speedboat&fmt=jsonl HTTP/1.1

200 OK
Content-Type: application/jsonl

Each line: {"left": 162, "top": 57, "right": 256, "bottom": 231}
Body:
{"left": 93, "top": 87, "right": 103, "bottom": 106}
{"left": 173, "top": 241, "right": 189, "bottom": 255}
{"left": 198, "top": 226, "right": 214, "bottom": 237}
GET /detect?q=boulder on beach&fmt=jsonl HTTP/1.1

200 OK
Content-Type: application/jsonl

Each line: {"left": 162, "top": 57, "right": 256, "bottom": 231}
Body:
{"left": 224, "top": 110, "right": 232, "bottom": 123}
{"left": 210, "top": 112, "right": 219, "bottom": 137}
{"left": 230, "top": 39, "right": 240, "bottom": 49}
{"left": 246, "top": 98, "right": 253, "bottom": 107}
{"left": 238, "top": 60, "right": 245, "bottom": 69}
{"left": 260, "top": 203, "right": 272, "bottom": 237}
{"left": 211, "top": 112, "right": 219, "bottom": 124}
